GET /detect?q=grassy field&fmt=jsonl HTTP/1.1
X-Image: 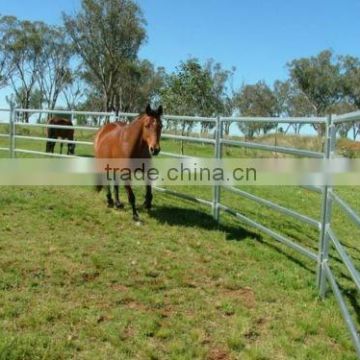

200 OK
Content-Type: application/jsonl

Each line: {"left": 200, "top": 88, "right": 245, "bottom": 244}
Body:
{"left": 0, "top": 123, "right": 359, "bottom": 359}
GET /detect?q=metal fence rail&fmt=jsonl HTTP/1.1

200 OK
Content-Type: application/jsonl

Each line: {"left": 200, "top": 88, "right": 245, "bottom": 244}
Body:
{"left": 330, "top": 190, "right": 360, "bottom": 227}
{"left": 221, "top": 115, "right": 327, "bottom": 124}
{"left": 14, "top": 149, "right": 76, "bottom": 158}
{"left": 328, "top": 228, "right": 360, "bottom": 291}
{"left": 0, "top": 106, "right": 359, "bottom": 357}
{"left": 223, "top": 185, "right": 321, "bottom": 228}
{"left": 17, "top": 122, "right": 100, "bottom": 131}
{"left": 221, "top": 138, "right": 324, "bottom": 158}
{"left": 0, "top": 114, "right": 10, "bottom": 156}
{"left": 161, "top": 133, "right": 215, "bottom": 144}
{"left": 333, "top": 110, "right": 360, "bottom": 124}
{"left": 218, "top": 202, "right": 318, "bottom": 261}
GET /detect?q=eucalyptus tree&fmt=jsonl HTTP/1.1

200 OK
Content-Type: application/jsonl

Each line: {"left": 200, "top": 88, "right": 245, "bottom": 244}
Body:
{"left": 287, "top": 50, "right": 343, "bottom": 136}
{"left": 62, "top": 70, "right": 86, "bottom": 110}
{"left": 0, "top": 16, "right": 13, "bottom": 88}
{"left": 340, "top": 55, "right": 360, "bottom": 139}
{"left": 63, "top": 0, "right": 146, "bottom": 112}
{"left": 273, "top": 80, "right": 315, "bottom": 134}
{"left": 14, "top": 87, "right": 44, "bottom": 122}
{"left": 0, "top": 16, "right": 48, "bottom": 121}
{"left": 111, "top": 59, "right": 165, "bottom": 113}
{"left": 233, "top": 81, "right": 278, "bottom": 138}
{"left": 160, "top": 58, "right": 233, "bottom": 134}
{"left": 37, "top": 26, "right": 74, "bottom": 110}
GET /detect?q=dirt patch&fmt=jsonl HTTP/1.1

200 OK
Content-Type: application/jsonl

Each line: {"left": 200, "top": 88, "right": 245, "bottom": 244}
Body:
{"left": 158, "top": 304, "right": 176, "bottom": 318}
{"left": 244, "top": 329, "right": 260, "bottom": 342}
{"left": 125, "top": 300, "right": 148, "bottom": 312}
{"left": 207, "top": 347, "right": 231, "bottom": 360}
{"left": 220, "top": 286, "right": 256, "bottom": 308}
{"left": 255, "top": 317, "right": 267, "bottom": 327}
{"left": 111, "top": 284, "right": 129, "bottom": 292}
{"left": 81, "top": 271, "right": 100, "bottom": 282}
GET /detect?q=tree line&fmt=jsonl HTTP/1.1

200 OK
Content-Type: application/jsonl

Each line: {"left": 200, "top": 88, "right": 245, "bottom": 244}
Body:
{"left": 0, "top": 0, "right": 359, "bottom": 138}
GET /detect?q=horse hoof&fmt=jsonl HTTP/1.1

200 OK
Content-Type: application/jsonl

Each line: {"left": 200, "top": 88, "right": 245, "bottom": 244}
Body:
{"left": 107, "top": 202, "right": 114, "bottom": 208}
{"left": 133, "top": 214, "right": 140, "bottom": 222}
{"left": 143, "top": 202, "right": 152, "bottom": 210}
{"left": 115, "top": 202, "right": 124, "bottom": 210}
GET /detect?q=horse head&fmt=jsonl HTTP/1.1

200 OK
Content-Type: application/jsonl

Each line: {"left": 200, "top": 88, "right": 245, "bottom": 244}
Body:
{"left": 142, "top": 104, "right": 163, "bottom": 156}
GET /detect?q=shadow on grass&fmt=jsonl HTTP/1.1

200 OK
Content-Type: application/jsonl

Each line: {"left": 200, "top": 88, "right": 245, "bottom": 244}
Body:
{"left": 255, "top": 237, "right": 316, "bottom": 274}
{"left": 150, "top": 205, "right": 317, "bottom": 274}
{"left": 149, "top": 205, "right": 259, "bottom": 241}
{"left": 77, "top": 154, "right": 94, "bottom": 158}
{"left": 345, "top": 288, "right": 360, "bottom": 324}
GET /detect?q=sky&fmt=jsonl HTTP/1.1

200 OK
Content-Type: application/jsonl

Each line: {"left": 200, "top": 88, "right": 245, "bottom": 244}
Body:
{"left": 0, "top": 0, "right": 360, "bottom": 106}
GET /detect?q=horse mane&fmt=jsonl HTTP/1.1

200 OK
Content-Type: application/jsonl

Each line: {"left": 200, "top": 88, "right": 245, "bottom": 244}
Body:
{"left": 126, "top": 113, "right": 148, "bottom": 129}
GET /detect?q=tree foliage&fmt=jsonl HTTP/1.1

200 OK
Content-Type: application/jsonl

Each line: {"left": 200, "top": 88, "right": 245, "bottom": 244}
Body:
{"left": 160, "top": 58, "right": 233, "bottom": 134}
{"left": 1, "top": 16, "right": 49, "bottom": 121}
{"left": 273, "top": 80, "right": 315, "bottom": 134}
{"left": 0, "top": 16, "right": 13, "bottom": 88}
{"left": 287, "top": 50, "right": 342, "bottom": 135}
{"left": 1, "top": 1, "right": 360, "bottom": 141}
{"left": 63, "top": 0, "right": 146, "bottom": 112}
{"left": 62, "top": 69, "right": 86, "bottom": 110}
{"left": 37, "top": 26, "right": 73, "bottom": 110}
{"left": 233, "top": 81, "right": 277, "bottom": 138}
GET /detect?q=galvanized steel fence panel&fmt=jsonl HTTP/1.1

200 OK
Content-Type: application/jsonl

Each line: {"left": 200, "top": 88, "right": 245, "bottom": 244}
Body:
{"left": 0, "top": 107, "right": 359, "bottom": 357}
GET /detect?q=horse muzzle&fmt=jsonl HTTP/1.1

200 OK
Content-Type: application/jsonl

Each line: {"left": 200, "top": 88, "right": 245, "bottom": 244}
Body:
{"left": 149, "top": 146, "right": 161, "bottom": 156}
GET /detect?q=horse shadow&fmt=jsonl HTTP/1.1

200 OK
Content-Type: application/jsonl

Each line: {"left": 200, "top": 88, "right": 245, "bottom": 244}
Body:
{"left": 149, "top": 205, "right": 315, "bottom": 274}
{"left": 149, "top": 205, "right": 258, "bottom": 241}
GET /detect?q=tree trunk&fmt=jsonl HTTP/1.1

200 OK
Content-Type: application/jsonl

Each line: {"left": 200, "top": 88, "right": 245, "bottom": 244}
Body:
{"left": 353, "top": 124, "right": 357, "bottom": 141}
{"left": 313, "top": 123, "right": 326, "bottom": 137}
{"left": 24, "top": 94, "right": 30, "bottom": 123}
{"left": 180, "top": 121, "right": 186, "bottom": 155}
{"left": 224, "top": 122, "right": 231, "bottom": 136}
{"left": 274, "top": 125, "right": 278, "bottom": 158}
{"left": 103, "top": 92, "right": 112, "bottom": 124}
{"left": 284, "top": 123, "right": 291, "bottom": 134}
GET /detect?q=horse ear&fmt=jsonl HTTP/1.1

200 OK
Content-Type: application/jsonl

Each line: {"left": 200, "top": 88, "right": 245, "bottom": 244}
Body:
{"left": 145, "top": 104, "right": 152, "bottom": 116}
{"left": 157, "top": 105, "right": 163, "bottom": 116}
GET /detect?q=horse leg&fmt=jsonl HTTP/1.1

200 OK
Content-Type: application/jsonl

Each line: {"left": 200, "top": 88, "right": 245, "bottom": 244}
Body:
{"left": 60, "top": 142, "right": 63, "bottom": 155}
{"left": 106, "top": 185, "right": 114, "bottom": 208}
{"left": 46, "top": 138, "right": 55, "bottom": 153}
{"left": 114, "top": 184, "right": 124, "bottom": 209}
{"left": 143, "top": 185, "right": 153, "bottom": 210}
{"left": 125, "top": 185, "right": 139, "bottom": 221}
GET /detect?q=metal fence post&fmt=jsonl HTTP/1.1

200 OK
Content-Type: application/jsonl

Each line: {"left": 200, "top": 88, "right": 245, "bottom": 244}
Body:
{"left": 317, "top": 114, "right": 336, "bottom": 297}
{"left": 9, "top": 102, "right": 16, "bottom": 158}
{"left": 212, "top": 116, "right": 222, "bottom": 221}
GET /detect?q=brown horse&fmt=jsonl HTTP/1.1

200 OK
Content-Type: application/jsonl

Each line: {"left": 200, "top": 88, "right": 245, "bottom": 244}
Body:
{"left": 94, "top": 104, "right": 163, "bottom": 221}
{"left": 46, "top": 117, "right": 76, "bottom": 155}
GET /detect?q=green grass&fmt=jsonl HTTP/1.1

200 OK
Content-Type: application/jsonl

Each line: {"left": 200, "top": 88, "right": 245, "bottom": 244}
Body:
{"left": 0, "top": 186, "right": 358, "bottom": 360}
{"left": 0, "top": 124, "right": 359, "bottom": 359}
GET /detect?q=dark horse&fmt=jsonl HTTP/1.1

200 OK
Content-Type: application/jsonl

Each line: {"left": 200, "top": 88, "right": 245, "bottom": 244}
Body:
{"left": 46, "top": 117, "right": 76, "bottom": 155}
{"left": 94, "top": 104, "right": 163, "bottom": 221}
